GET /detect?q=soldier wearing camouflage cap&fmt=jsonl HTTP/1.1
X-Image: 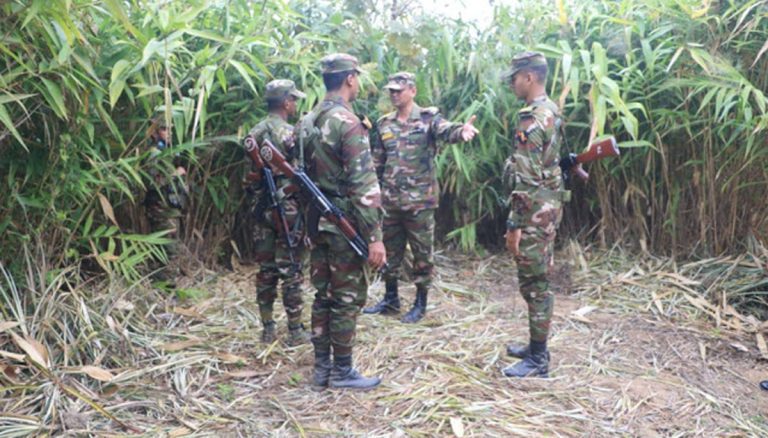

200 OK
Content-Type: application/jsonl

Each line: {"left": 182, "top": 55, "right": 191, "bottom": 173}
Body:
{"left": 144, "top": 111, "right": 187, "bottom": 284}
{"left": 364, "top": 71, "right": 478, "bottom": 323}
{"left": 245, "top": 78, "right": 309, "bottom": 346}
{"left": 501, "top": 51, "right": 569, "bottom": 378}
{"left": 297, "top": 53, "right": 386, "bottom": 390}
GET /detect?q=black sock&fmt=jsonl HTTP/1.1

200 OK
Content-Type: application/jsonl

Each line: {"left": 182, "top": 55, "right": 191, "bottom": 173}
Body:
{"left": 334, "top": 354, "right": 352, "bottom": 367}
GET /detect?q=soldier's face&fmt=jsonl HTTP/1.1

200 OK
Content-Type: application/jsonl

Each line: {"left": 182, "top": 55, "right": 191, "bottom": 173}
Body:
{"left": 348, "top": 72, "right": 360, "bottom": 101}
{"left": 511, "top": 72, "right": 531, "bottom": 99}
{"left": 157, "top": 126, "right": 169, "bottom": 142}
{"left": 389, "top": 86, "right": 415, "bottom": 108}
{"left": 286, "top": 97, "right": 298, "bottom": 116}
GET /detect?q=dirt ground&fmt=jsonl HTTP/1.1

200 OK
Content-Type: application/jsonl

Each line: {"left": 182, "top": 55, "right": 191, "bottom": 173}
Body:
{"left": 89, "top": 249, "right": 768, "bottom": 437}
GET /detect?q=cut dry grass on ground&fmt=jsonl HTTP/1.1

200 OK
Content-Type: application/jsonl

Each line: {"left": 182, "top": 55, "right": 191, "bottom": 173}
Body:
{"left": 1, "top": 242, "right": 767, "bottom": 436}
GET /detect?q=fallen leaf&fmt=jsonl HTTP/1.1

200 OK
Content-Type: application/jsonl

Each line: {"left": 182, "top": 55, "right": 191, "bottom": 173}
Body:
{"left": 0, "top": 321, "right": 21, "bottom": 333}
{"left": 79, "top": 365, "right": 115, "bottom": 382}
{"left": 98, "top": 193, "right": 119, "bottom": 228}
{"left": 215, "top": 353, "right": 248, "bottom": 364}
{"left": 224, "top": 370, "right": 261, "bottom": 379}
{"left": 114, "top": 300, "right": 135, "bottom": 311}
{"left": 168, "top": 427, "right": 192, "bottom": 438}
{"left": 10, "top": 332, "right": 49, "bottom": 369}
{"left": 450, "top": 417, "right": 465, "bottom": 437}
{"left": 757, "top": 333, "right": 768, "bottom": 360}
{"left": 571, "top": 305, "right": 598, "bottom": 317}
{"left": 730, "top": 342, "right": 749, "bottom": 353}
{"left": 158, "top": 340, "right": 203, "bottom": 352}
{"left": 173, "top": 307, "right": 206, "bottom": 319}
{"left": 0, "top": 350, "right": 26, "bottom": 362}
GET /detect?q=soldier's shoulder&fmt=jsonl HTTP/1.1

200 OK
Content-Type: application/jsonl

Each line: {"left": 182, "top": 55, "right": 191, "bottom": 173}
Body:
{"left": 420, "top": 106, "right": 440, "bottom": 116}
{"left": 377, "top": 111, "right": 396, "bottom": 124}
{"left": 247, "top": 119, "right": 269, "bottom": 137}
{"left": 327, "top": 106, "right": 362, "bottom": 128}
{"left": 531, "top": 98, "right": 559, "bottom": 118}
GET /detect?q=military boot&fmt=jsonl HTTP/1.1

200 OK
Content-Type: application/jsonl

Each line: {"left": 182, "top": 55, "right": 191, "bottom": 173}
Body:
{"left": 761, "top": 380, "right": 768, "bottom": 391}
{"left": 260, "top": 320, "right": 277, "bottom": 344}
{"left": 363, "top": 279, "right": 400, "bottom": 315}
{"left": 313, "top": 351, "right": 332, "bottom": 388}
{"left": 328, "top": 355, "right": 381, "bottom": 390}
{"left": 502, "top": 341, "right": 549, "bottom": 378}
{"left": 506, "top": 343, "right": 530, "bottom": 359}
{"left": 401, "top": 285, "right": 428, "bottom": 323}
{"left": 287, "top": 323, "right": 311, "bottom": 346}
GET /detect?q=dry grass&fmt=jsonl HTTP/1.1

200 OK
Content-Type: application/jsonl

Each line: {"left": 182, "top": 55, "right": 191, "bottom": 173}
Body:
{"left": 1, "top": 242, "right": 767, "bottom": 436}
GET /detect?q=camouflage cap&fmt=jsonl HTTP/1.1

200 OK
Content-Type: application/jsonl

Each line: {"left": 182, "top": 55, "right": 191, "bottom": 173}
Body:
{"left": 320, "top": 53, "right": 363, "bottom": 74}
{"left": 503, "top": 51, "right": 548, "bottom": 81}
{"left": 383, "top": 72, "right": 416, "bottom": 91}
{"left": 264, "top": 79, "right": 306, "bottom": 100}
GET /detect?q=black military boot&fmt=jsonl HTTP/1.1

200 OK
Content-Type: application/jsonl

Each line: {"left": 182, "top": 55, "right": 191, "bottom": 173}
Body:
{"left": 260, "top": 320, "right": 276, "bottom": 343}
{"left": 287, "top": 323, "right": 311, "bottom": 346}
{"left": 328, "top": 355, "right": 381, "bottom": 390}
{"left": 506, "top": 343, "right": 530, "bottom": 359}
{"left": 401, "top": 285, "right": 427, "bottom": 323}
{"left": 363, "top": 279, "right": 400, "bottom": 315}
{"left": 312, "top": 351, "right": 332, "bottom": 388}
{"left": 502, "top": 340, "right": 549, "bottom": 378}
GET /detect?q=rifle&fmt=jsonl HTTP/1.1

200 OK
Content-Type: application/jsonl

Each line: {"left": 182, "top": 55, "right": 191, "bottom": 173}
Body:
{"left": 559, "top": 135, "right": 620, "bottom": 181}
{"left": 258, "top": 138, "right": 374, "bottom": 263}
{"left": 243, "top": 135, "right": 299, "bottom": 270}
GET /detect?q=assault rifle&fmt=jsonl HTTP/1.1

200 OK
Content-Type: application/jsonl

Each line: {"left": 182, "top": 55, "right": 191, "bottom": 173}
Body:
{"left": 258, "top": 139, "right": 375, "bottom": 263}
{"left": 243, "top": 135, "right": 299, "bottom": 269}
{"left": 559, "top": 135, "right": 620, "bottom": 181}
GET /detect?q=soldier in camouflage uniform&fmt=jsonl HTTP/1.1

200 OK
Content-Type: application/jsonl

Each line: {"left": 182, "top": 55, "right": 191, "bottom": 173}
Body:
{"left": 245, "top": 79, "right": 310, "bottom": 346}
{"left": 364, "top": 72, "right": 478, "bottom": 323}
{"left": 144, "top": 115, "right": 187, "bottom": 282}
{"left": 298, "top": 54, "right": 387, "bottom": 389}
{"left": 501, "top": 52, "right": 570, "bottom": 378}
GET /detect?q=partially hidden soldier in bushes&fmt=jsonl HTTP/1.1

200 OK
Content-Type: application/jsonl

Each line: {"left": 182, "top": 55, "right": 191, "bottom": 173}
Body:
{"left": 144, "top": 115, "right": 188, "bottom": 282}
{"left": 244, "top": 79, "right": 310, "bottom": 346}
{"left": 501, "top": 51, "right": 570, "bottom": 378}
{"left": 365, "top": 72, "right": 478, "bottom": 323}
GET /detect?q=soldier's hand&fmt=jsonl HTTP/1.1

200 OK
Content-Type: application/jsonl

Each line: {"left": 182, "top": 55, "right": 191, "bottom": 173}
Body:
{"left": 505, "top": 228, "right": 522, "bottom": 256}
{"left": 368, "top": 241, "right": 386, "bottom": 269}
{"left": 461, "top": 115, "right": 479, "bottom": 142}
{"left": 174, "top": 166, "right": 187, "bottom": 177}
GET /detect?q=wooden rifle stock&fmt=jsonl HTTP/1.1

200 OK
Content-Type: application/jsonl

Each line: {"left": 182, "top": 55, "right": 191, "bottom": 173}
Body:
{"left": 560, "top": 135, "right": 620, "bottom": 181}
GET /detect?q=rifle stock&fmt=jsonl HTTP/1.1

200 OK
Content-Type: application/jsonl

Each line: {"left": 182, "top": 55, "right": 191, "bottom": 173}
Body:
{"left": 560, "top": 135, "right": 620, "bottom": 181}
{"left": 243, "top": 134, "right": 298, "bottom": 269}
{"left": 259, "top": 139, "right": 372, "bottom": 262}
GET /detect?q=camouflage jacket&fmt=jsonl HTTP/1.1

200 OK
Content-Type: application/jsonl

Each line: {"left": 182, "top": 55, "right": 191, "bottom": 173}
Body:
{"left": 245, "top": 113, "right": 301, "bottom": 226}
{"left": 371, "top": 104, "right": 464, "bottom": 211}
{"left": 301, "top": 94, "right": 383, "bottom": 243}
{"left": 506, "top": 95, "right": 567, "bottom": 228}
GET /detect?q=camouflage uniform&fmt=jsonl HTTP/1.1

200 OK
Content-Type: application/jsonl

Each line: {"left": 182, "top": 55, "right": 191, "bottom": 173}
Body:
{"left": 300, "top": 56, "right": 383, "bottom": 364}
{"left": 372, "top": 74, "right": 465, "bottom": 291}
{"left": 144, "top": 130, "right": 184, "bottom": 277}
{"left": 502, "top": 52, "right": 569, "bottom": 378}
{"left": 246, "top": 79, "right": 308, "bottom": 338}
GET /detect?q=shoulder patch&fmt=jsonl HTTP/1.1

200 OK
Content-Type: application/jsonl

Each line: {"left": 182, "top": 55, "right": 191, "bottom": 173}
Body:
{"left": 518, "top": 105, "right": 534, "bottom": 118}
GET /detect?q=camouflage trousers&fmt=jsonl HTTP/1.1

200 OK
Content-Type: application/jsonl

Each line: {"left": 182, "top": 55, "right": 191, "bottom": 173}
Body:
{"left": 253, "top": 222, "right": 305, "bottom": 327}
{"left": 513, "top": 206, "right": 562, "bottom": 343}
{"left": 382, "top": 208, "right": 435, "bottom": 288}
{"left": 309, "top": 231, "right": 369, "bottom": 357}
{"left": 146, "top": 201, "right": 181, "bottom": 272}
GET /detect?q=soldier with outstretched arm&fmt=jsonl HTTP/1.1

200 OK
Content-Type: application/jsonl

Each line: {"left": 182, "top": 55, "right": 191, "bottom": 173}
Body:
{"left": 365, "top": 72, "right": 478, "bottom": 323}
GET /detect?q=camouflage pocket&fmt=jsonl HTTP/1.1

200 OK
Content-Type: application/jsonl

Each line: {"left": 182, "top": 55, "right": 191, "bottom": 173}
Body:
{"left": 510, "top": 191, "right": 534, "bottom": 215}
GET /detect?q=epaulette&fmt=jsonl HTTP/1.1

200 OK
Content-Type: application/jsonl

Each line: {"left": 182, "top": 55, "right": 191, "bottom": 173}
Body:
{"left": 420, "top": 106, "right": 440, "bottom": 115}
{"left": 377, "top": 111, "right": 395, "bottom": 124}
{"left": 357, "top": 113, "right": 373, "bottom": 130}
{"left": 518, "top": 105, "right": 534, "bottom": 118}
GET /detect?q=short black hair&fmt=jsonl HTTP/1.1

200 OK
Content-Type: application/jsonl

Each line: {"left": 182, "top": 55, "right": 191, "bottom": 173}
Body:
{"left": 266, "top": 97, "right": 286, "bottom": 111}
{"left": 323, "top": 70, "right": 356, "bottom": 91}
{"left": 519, "top": 64, "right": 548, "bottom": 84}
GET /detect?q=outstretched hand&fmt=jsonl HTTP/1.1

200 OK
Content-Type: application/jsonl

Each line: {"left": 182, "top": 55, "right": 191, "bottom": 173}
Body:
{"left": 461, "top": 115, "right": 479, "bottom": 142}
{"left": 505, "top": 228, "right": 522, "bottom": 256}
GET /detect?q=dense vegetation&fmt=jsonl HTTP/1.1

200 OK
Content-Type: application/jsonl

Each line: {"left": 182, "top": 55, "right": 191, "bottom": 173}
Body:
{"left": 1, "top": 0, "right": 766, "bottom": 279}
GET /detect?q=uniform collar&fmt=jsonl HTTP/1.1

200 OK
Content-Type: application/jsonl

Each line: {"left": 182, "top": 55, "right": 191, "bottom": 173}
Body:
{"left": 528, "top": 94, "right": 548, "bottom": 104}
{"left": 387, "top": 103, "right": 421, "bottom": 121}
{"left": 323, "top": 93, "right": 353, "bottom": 111}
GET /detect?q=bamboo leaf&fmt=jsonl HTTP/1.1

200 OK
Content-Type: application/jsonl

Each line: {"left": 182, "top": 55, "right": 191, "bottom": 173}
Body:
{"left": 0, "top": 103, "right": 27, "bottom": 150}
{"left": 228, "top": 59, "right": 258, "bottom": 95}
